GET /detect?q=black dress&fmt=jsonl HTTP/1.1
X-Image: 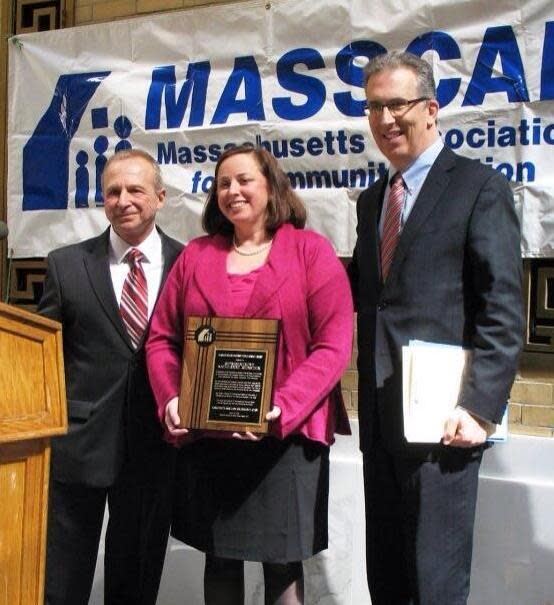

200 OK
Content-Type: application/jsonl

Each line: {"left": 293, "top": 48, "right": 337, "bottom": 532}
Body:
{"left": 171, "top": 436, "right": 329, "bottom": 563}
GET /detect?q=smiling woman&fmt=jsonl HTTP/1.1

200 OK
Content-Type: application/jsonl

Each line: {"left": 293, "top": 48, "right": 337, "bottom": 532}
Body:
{"left": 216, "top": 152, "right": 272, "bottom": 265}
{"left": 203, "top": 147, "right": 306, "bottom": 275}
{"left": 145, "top": 144, "right": 354, "bottom": 605}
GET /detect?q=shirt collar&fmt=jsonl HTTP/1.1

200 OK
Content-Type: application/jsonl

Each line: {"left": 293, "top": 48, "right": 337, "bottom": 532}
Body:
{"left": 109, "top": 226, "right": 162, "bottom": 264}
{"left": 389, "top": 137, "right": 444, "bottom": 193}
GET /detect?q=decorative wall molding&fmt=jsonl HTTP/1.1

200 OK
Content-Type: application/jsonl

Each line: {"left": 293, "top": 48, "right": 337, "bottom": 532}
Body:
{"left": 15, "top": 0, "right": 67, "bottom": 33}
{"left": 16, "top": 0, "right": 59, "bottom": 33}
{"left": 524, "top": 259, "right": 554, "bottom": 354}
{"left": 8, "top": 259, "right": 47, "bottom": 311}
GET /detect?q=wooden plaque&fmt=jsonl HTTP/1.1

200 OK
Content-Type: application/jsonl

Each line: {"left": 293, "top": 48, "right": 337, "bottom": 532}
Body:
{"left": 179, "top": 316, "right": 280, "bottom": 434}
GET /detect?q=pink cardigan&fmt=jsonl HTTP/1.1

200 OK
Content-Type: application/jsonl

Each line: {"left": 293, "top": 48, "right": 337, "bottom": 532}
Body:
{"left": 146, "top": 223, "right": 354, "bottom": 446}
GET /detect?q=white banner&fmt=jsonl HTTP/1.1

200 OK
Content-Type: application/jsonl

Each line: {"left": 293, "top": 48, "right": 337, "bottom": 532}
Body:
{"left": 7, "top": 0, "right": 554, "bottom": 257}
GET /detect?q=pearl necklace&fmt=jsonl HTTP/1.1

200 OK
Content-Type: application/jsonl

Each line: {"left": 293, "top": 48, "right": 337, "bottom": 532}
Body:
{"left": 233, "top": 235, "right": 273, "bottom": 256}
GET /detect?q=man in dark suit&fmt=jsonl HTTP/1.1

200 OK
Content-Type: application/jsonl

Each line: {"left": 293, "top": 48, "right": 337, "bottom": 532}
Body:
{"left": 348, "top": 51, "right": 524, "bottom": 605}
{"left": 39, "top": 149, "right": 183, "bottom": 605}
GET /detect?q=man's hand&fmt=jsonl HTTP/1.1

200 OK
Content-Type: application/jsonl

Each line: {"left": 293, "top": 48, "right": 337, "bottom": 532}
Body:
{"left": 164, "top": 396, "right": 189, "bottom": 437}
{"left": 442, "top": 407, "right": 490, "bottom": 448}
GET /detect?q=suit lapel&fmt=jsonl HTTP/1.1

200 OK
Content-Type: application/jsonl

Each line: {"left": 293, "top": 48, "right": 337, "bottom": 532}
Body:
{"left": 159, "top": 230, "right": 182, "bottom": 285}
{"left": 360, "top": 177, "right": 387, "bottom": 288}
{"left": 83, "top": 229, "right": 132, "bottom": 348}
{"left": 136, "top": 229, "right": 184, "bottom": 350}
{"left": 384, "top": 147, "right": 455, "bottom": 284}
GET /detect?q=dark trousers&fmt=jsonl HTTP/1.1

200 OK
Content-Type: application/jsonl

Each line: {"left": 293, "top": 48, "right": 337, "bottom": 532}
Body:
{"left": 45, "top": 478, "right": 172, "bottom": 605}
{"left": 363, "top": 442, "right": 484, "bottom": 605}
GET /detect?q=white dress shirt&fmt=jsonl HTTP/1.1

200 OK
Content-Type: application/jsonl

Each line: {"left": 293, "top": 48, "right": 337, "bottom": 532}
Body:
{"left": 379, "top": 137, "right": 445, "bottom": 237}
{"left": 109, "top": 227, "right": 163, "bottom": 319}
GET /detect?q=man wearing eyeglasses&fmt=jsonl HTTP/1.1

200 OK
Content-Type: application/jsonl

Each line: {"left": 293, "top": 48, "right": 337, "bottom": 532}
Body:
{"left": 348, "top": 51, "right": 523, "bottom": 605}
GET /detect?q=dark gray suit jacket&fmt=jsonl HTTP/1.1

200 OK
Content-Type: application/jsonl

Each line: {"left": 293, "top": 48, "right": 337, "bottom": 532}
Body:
{"left": 348, "top": 146, "right": 524, "bottom": 454}
{"left": 39, "top": 228, "right": 183, "bottom": 487}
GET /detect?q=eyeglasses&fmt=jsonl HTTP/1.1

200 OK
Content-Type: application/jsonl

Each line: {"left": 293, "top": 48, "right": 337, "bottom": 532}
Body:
{"left": 363, "top": 97, "right": 429, "bottom": 117}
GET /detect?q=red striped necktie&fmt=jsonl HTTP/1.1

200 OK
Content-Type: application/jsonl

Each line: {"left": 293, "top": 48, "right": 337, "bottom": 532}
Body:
{"left": 380, "top": 172, "right": 405, "bottom": 281}
{"left": 120, "top": 248, "right": 148, "bottom": 348}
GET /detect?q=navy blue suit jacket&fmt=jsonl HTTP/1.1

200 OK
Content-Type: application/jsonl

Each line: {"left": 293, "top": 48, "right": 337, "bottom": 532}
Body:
{"left": 348, "top": 147, "right": 524, "bottom": 454}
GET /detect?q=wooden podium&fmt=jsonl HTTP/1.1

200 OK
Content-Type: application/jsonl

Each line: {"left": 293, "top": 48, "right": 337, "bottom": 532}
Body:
{"left": 0, "top": 302, "right": 67, "bottom": 605}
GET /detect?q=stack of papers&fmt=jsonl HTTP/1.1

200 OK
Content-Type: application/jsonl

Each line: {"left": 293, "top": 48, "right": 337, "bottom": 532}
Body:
{"left": 402, "top": 340, "right": 507, "bottom": 443}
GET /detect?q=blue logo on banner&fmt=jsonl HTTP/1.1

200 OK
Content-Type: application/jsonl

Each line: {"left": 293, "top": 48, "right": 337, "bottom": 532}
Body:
{"left": 22, "top": 71, "right": 134, "bottom": 211}
{"left": 23, "top": 72, "right": 110, "bottom": 210}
